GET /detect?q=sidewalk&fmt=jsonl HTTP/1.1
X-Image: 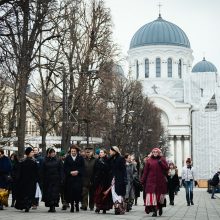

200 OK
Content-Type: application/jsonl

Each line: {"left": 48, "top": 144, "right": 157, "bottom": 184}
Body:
{"left": 1, "top": 188, "right": 220, "bottom": 220}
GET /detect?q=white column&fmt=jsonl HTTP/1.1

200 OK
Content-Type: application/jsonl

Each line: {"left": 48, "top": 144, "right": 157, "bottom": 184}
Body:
{"left": 169, "top": 136, "right": 175, "bottom": 163}
{"left": 176, "top": 136, "right": 183, "bottom": 175}
{"left": 184, "top": 136, "right": 191, "bottom": 162}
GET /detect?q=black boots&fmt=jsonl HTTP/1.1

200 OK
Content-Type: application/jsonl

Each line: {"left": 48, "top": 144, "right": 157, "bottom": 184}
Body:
{"left": 48, "top": 206, "right": 56, "bottom": 213}
{"left": 70, "top": 203, "right": 74, "bottom": 212}
{"left": 152, "top": 206, "right": 157, "bottom": 217}
{"left": 158, "top": 205, "right": 163, "bottom": 216}
{"left": 75, "top": 203, "right": 79, "bottom": 212}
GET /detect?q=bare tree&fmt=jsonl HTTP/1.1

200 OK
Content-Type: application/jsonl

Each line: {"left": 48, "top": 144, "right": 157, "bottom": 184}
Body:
{"left": 0, "top": 0, "right": 59, "bottom": 157}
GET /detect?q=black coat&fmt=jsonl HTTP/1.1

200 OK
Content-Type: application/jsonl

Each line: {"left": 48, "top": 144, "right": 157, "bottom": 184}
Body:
{"left": 109, "top": 154, "right": 127, "bottom": 196}
{"left": 42, "top": 156, "right": 63, "bottom": 207}
{"left": 93, "top": 156, "right": 111, "bottom": 189}
{"left": 15, "top": 157, "right": 39, "bottom": 210}
{"left": 0, "top": 155, "right": 12, "bottom": 189}
{"left": 167, "top": 173, "right": 179, "bottom": 191}
{"left": 64, "top": 154, "right": 85, "bottom": 203}
{"left": 211, "top": 173, "right": 220, "bottom": 186}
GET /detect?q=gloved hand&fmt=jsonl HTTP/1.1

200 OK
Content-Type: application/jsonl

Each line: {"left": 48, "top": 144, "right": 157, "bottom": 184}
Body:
{"left": 182, "top": 179, "right": 185, "bottom": 187}
{"left": 194, "top": 180, "right": 198, "bottom": 187}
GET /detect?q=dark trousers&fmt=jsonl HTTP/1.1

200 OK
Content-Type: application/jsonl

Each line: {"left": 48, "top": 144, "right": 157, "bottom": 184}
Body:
{"left": 211, "top": 185, "right": 218, "bottom": 198}
{"left": 168, "top": 188, "right": 175, "bottom": 203}
{"left": 81, "top": 185, "right": 95, "bottom": 209}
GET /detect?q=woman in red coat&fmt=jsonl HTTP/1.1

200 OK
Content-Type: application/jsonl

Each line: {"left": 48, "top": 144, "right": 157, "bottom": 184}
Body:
{"left": 141, "top": 148, "right": 168, "bottom": 217}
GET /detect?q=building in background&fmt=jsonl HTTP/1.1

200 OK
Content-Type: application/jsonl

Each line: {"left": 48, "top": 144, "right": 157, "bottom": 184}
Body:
{"left": 127, "top": 13, "right": 220, "bottom": 179}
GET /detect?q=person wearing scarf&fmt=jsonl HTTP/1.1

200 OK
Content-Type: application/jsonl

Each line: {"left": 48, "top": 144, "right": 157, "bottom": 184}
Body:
{"left": 167, "top": 162, "right": 179, "bottom": 205}
{"left": 141, "top": 148, "right": 168, "bottom": 217}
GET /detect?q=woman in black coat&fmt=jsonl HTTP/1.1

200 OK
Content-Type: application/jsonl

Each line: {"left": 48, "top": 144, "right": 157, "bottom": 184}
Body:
{"left": 15, "top": 147, "right": 39, "bottom": 212}
{"left": 109, "top": 146, "right": 127, "bottom": 215}
{"left": 167, "top": 162, "right": 179, "bottom": 205}
{"left": 64, "top": 145, "right": 85, "bottom": 212}
{"left": 93, "top": 149, "right": 112, "bottom": 214}
{"left": 42, "top": 148, "right": 63, "bottom": 212}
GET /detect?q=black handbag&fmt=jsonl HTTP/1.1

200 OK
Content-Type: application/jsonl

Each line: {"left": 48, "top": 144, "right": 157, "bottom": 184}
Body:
{"left": 133, "top": 177, "right": 143, "bottom": 191}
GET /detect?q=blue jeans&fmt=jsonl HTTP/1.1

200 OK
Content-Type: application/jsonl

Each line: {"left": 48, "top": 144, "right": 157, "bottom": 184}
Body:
{"left": 184, "top": 180, "right": 193, "bottom": 204}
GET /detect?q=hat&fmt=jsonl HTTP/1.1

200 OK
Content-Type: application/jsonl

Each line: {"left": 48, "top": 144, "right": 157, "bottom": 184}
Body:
{"left": 95, "top": 149, "right": 100, "bottom": 155}
{"left": 48, "top": 148, "right": 55, "bottom": 154}
{"left": 25, "top": 147, "right": 33, "bottom": 156}
{"left": 85, "top": 147, "right": 93, "bottom": 151}
{"left": 152, "top": 148, "right": 161, "bottom": 153}
{"left": 186, "top": 158, "right": 191, "bottom": 163}
{"left": 110, "top": 146, "right": 121, "bottom": 155}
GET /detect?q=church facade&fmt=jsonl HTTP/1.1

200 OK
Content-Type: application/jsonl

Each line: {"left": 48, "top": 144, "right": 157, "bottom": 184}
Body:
{"left": 127, "top": 14, "right": 220, "bottom": 179}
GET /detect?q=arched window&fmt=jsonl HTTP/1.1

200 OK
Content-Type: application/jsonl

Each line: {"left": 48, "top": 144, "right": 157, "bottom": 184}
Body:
{"left": 136, "top": 60, "right": 139, "bottom": 79}
{"left": 178, "top": 59, "right": 182, "bottom": 78}
{"left": 145, "top": 59, "right": 149, "bottom": 78}
{"left": 156, "top": 58, "right": 161, "bottom": 77}
{"left": 167, "top": 58, "right": 172, "bottom": 77}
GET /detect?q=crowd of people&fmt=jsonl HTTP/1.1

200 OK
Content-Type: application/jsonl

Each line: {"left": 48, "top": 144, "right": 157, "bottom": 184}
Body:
{"left": 0, "top": 146, "right": 219, "bottom": 217}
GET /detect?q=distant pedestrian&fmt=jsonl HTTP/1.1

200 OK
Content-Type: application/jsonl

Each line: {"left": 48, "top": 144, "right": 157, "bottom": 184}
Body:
{"left": 181, "top": 158, "right": 197, "bottom": 206}
{"left": 0, "top": 148, "right": 12, "bottom": 210}
{"left": 93, "top": 149, "right": 112, "bottom": 214}
{"left": 124, "top": 153, "right": 137, "bottom": 212}
{"left": 15, "top": 147, "right": 39, "bottom": 212}
{"left": 167, "top": 162, "right": 179, "bottom": 205}
{"left": 41, "top": 148, "right": 63, "bottom": 212}
{"left": 81, "top": 147, "right": 96, "bottom": 211}
{"left": 141, "top": 148, "right": 168, "bottom": 217}
{"left": 109, "top": 146, "right": 127, "bottom": 215}
{"left": 210, "top": 170, "right": 220, "bottom": 199}
{"left": 64, "top": 145, "right": 85, "bottom": 212}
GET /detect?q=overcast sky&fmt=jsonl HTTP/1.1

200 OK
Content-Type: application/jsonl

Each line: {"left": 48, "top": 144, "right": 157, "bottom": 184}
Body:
{"left": 104, "top": 0, "right": 220, "bottom": 72}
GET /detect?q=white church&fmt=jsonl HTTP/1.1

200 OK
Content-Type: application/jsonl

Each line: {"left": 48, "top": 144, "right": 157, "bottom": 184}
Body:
{"left": 127, "top": 13, "right": 220, "bottom": 179}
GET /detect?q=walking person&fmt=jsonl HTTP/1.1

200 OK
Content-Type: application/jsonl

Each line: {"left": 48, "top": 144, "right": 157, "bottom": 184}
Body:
{"left": 132, "top": 157, "right": 141, "bottom": 206}
{"left": 109, "top": 146, "right": 127, "bottom": 215}
{"left": 124, "top": 153, "right": 137, "bottom": 212}
{"left": 181, "top": 158, "right": 197, "bottom": 206}
{"left": 10, "top": 153, "right": 19, "bottom": 207}
{"left": 81, "top": 147, "right": 96, "bottom": 211}
{"left": 41, "top": 148, "right": 63, "bottom": 212}
{"left": 210, "top": 170, "right": 220, "bottom": 199}
{"left": 15, "top": 147, "right": 39, "bottom": 212}
{"left": 64, "top": 145, "right": 85, "bottom": 212}
{"left": 93, "top": 149, "right": 112, "bottom": 214}
{"left": 141, "top": 148, "right": 168, "bottom": 217}
{"left": 0, "top": 148, "right": 12, "bottom": 210}
{"left": 167, "top": 162, "right": 179, "bottom": 205}
{"left": 32, "top": 147, "right": 44, "bottom": 209}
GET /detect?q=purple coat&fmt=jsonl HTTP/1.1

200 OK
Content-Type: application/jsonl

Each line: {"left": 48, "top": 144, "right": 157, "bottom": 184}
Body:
{"left": 141, "top": 156, "right": 168, "bottom": 195}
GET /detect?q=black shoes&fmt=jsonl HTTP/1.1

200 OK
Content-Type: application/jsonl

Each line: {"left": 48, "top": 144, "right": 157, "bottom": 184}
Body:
{"left": 187, "top": 203, "right": 190, "bottom": 206}
{"left": 152, "top": 212, "right": 157, "bottom": 217}
{"left": 48, "top": 206, "right": 56, "bottom": 213}
{"left": 170, "top": 201, "right": 174, "bottom": 205}
{"left": 159, "top": 206, "right": 163, "bottom": 216}
{"left": 191, "top": 201, "right": 194, "bottom": 205}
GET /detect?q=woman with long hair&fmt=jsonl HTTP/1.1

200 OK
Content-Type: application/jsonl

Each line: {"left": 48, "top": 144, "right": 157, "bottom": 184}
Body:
{"left": 141, "top": 148, "right": 168, "bottom": 217}
{"left": 167, "top": 162, "right": 179, "bottom": 205}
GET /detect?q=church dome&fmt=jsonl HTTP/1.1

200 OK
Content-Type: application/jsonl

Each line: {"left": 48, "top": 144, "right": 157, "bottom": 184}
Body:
{"left": 130, "top": 15, "right": 190, "bottom": 49}
{"left": 192, "top": 58, "right": 217, "bottom": 73}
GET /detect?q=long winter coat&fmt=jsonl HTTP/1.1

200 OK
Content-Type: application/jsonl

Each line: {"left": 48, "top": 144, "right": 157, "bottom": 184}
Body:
{"left": 15, "top": 157, "right": 39, "bottom": 210}
{"left": 64, "top": 154, "right": 85, "bottom": 203}
{"left": 0, "top": 155, "right": 12, "bottom": 189}
{"left": 41, "top": 156, "right": 63, "bottom": 207}
{"left": 125, "top": 162, "right": 137, "bottom": 199}
{"left": 141, "top": 156, "right": 168, "bottom": 195}
{"left": 109, "top": 154, "right": 127, "bottom": 197}
{"left": 167, "top": 169, "right": 179, "bottom": 192}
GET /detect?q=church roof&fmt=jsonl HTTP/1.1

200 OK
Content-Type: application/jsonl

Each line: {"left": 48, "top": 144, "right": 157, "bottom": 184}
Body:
{"left": 192, "top": 58, "right": 217, "bottom": 73}
{"left": 130, "top": 14, "right": 191, "bottom": 49}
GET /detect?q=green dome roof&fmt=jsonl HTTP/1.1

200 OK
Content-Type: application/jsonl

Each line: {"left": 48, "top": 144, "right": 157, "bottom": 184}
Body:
{"left": 192, "top": 58, "right": 217, "bottom": 73}
{"left": 130, "top": 15, "right": 190, "bottom": 49}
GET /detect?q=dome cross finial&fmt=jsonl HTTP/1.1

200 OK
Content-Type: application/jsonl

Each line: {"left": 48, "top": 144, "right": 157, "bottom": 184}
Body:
{"left": 157, "top": 2, "right": 162, "bottom": 17}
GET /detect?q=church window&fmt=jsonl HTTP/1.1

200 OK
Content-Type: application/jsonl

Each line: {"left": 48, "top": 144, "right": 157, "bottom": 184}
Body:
{"left": 178, "top": 59, "right": 182, "bottom": 78}
{"left": 156, "top": 58, "right": 161, "bottom": 77}
{"left": 145, "top": 59, "right": 149, "bottom": 78}
{"left": 168, "top": 58, "right": 172, "bottom": 77}
{"left": 136, "top": 60, "right": 139, "bottom": 79}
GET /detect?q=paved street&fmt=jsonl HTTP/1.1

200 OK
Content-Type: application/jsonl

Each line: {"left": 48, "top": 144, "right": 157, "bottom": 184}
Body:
{"left": 1, "top": 188, "right": 220, "bottom": 220}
